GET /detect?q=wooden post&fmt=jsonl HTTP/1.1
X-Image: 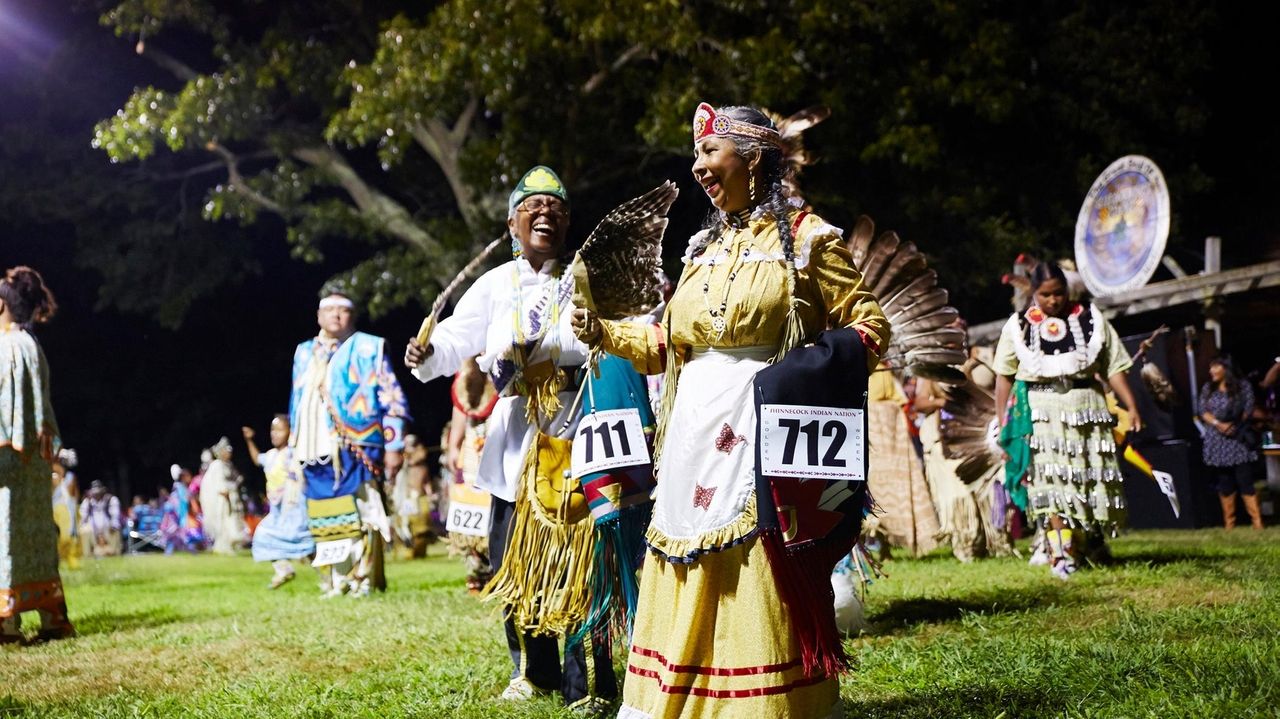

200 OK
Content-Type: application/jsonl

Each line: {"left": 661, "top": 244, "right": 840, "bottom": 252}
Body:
{"left": 1203, "top": 236, "right": 1222, "bottom": 350}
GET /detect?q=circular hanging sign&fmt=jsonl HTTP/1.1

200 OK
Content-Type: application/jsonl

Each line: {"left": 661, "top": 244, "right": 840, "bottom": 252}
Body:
{"left": 1073, "top": 155, "right": 1170, "bottom": 297}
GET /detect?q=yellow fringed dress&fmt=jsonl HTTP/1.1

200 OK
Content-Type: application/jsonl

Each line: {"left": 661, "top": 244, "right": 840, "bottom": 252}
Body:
{"left": 600, "top": 212, "right": 887, "bottom": 719}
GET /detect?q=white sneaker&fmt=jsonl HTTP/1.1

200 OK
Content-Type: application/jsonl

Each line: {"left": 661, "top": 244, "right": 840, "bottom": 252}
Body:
{"left": 500, "top": 677, "right": 548, "bottom": 701}
{"left": 269, "top": 570, "right": 296, "bottom": 590}
{"left": 1028, "top": 547, "right": 1049, "bottom": 566}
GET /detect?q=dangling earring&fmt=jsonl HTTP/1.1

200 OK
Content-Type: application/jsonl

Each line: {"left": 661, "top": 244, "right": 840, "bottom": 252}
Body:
{"left": 748, "top": 173, "right": 757, "bottom": 204}
{"left": 510, "top": 235, "right": 522, "bottom": 259}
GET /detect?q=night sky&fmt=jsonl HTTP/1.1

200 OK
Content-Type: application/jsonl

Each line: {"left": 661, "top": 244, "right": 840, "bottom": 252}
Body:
{"left": 2, "top": 1, "right": 1278, "bottom": 500}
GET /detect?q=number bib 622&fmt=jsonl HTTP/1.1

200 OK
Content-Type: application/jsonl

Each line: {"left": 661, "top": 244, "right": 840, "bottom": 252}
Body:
{"left": 445, "top": 501, "right": 491, "bottom": 537}
{"left": 759, "top": 404, "right": 865, "bottom": 481}
{"left": 571, "top": 408, "right": 651, "bottom": 479}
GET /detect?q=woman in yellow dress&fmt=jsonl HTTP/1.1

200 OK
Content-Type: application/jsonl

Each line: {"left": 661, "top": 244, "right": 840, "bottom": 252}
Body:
{"left": 575, "top": 104, "right": 887, "bottom": 719}
{"left": 51, "top": 449, "right": 82, "bottom": 569}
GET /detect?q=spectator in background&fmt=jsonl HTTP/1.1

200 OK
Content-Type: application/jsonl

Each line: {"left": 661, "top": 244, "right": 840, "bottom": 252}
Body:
{"left": 1199, "top": 357, "right": 1262, "bottom": 530}
{"left": 200, "top": 437, "right": 245, "bottom": 554}
{"left": 162, "top": 465, "right": 204, "bottom": 553}
{"left": 79, "top": 480, "right": 123, "bottom": 557}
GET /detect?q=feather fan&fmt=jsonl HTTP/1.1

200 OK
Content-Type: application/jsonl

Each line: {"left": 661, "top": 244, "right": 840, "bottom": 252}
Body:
{"left": 767, "top": 106, "right": 832, "bottom": 201}
{"left": 571, "top": 181, "right": 679, "bottom": 321}
{"left": 1132, "top": 325, "right": 1178, "bottom": 410}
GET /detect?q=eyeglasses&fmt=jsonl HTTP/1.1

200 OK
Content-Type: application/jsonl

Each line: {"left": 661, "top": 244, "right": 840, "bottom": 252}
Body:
{"left": 516, "top": 197, "right": 568, "bottom": 216}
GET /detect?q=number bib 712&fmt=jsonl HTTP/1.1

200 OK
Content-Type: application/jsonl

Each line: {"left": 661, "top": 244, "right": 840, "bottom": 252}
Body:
{"left": 759, "top": 404, "right": 866, "bottom": 481}
{"left": 571, "top": 408, "right": 651, "bottom": 479}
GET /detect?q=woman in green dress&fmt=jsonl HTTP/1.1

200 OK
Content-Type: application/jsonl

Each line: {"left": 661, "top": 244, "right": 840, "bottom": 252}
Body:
{"left": 0, "top": 265, "right": 74, "bottom": 643}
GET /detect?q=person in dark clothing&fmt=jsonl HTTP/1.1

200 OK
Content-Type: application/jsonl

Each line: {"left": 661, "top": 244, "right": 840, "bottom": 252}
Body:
{"left": 1199, "top": 357, "right": 1262, "bottom": 530}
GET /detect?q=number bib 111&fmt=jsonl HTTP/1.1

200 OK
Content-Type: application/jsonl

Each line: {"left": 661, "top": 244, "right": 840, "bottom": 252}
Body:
{"left": 571, "top": 408, "right": 651, "bottom": 479}
{"left": 759, "top": 404, "right": 865, "bottom": 481}
{"left": 446, "top": 500, "right": 491, "bottom": 537}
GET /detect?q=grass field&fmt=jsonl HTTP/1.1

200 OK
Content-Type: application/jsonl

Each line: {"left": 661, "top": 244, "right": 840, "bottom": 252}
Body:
{"left": 3, "top": 529, "right": 1278, "bottom": 718}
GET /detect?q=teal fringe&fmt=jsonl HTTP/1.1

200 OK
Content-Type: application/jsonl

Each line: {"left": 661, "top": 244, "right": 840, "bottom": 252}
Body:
{"left": 567, "top": 503, "right": 651, "bottom": 650}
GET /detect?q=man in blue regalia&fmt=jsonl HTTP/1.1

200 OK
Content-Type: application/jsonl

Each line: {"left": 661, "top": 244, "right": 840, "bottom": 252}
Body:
{"left": 289, "top": 292, "right": 409, "bottom": 597}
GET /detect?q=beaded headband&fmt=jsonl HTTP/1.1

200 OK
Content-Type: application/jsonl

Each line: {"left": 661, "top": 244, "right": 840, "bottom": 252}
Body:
{"left": 692, "top": 102, "right": 784, "bottom": 148}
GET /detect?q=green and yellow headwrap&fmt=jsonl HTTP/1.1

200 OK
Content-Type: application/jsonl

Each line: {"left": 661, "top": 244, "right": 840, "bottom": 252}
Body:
{"left": 508, "top": 165, "right": 569, "bottom": 216}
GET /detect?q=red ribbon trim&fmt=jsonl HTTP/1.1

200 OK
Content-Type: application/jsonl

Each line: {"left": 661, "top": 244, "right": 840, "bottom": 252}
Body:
{"left": 626, "top": 665, "right": 829, "bottom": 698}
{"left": 855, "top": 327, "right": 878, "bottom": 356}
{"left": 630, "top": 645, "right": 802, "bottom": 676}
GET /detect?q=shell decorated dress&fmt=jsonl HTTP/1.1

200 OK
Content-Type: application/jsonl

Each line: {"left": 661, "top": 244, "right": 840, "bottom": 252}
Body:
{"left": 993, "top": 302, "right": 1133, "bottom": 532}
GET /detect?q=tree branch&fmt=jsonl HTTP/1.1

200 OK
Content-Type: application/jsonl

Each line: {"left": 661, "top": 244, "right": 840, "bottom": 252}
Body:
{"left": 408, "top": 96, "right": 499, "bottom": 236}
{"left": 142, "top": 151, "right": 277, "bottom": 183}
{"left": 134, "top": 38, "right": 199, "bottom": 82}
{"left": 291, "top": 145, "right": 446, "bottom": 257}
{"left": 582, "top": 43, "right": 647, "bottom": 95}
{"left": 207, "top": 142, "right": 286, "bottom": 214}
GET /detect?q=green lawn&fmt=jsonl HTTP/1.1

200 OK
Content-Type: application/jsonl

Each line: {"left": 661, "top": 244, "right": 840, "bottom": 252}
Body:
{"left": 3, "top": 529, "right": 1278, "bottom": 718}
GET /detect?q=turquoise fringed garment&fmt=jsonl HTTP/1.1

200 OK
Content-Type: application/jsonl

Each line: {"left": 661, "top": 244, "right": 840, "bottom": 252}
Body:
{"left": 571, "top": 354, "right": 654, "bottom": 648}
{"left": 998, "top": 379, "right": 1032, "bottom": 512}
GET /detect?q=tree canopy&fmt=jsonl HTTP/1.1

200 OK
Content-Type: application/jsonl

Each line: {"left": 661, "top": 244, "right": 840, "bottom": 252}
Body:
{"left": 87, "top": 0, "right": 1216, "bottom": 323}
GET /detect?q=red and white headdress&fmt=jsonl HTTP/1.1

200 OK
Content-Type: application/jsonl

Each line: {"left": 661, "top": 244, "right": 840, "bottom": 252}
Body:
{"left": 692, "top": 102, "right": 784, "bottom": 148}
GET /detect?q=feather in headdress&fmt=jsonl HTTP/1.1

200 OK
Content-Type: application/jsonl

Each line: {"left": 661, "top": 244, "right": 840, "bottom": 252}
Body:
{"left": 1001, "top": 252, "right": 1038, "bottom": 312}
{"left": 1141, "top": 363, "right": 1178, "bottom": 409}
{"left": 1057, "top": 259, "right": 1086, "bottom": 301}
{"left": 1132, "top": 325, "right": 1178, "bottom": 409}
{"left": 57, "top": 447, "right": 78, "bottom": 468}
{"left": 766, "top": 106, "right": 831, "bottom": 203}
{"left": 571, "top": 181, "right": 679, "bottom": 322}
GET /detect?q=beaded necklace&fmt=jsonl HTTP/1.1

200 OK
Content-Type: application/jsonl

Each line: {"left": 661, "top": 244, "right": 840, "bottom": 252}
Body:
{"left": 1011, "top": 302, "right": 1104, "bottom": 379}
{"left": 510, "top": 262, "right": 565, "bottom": 345}
{"left": 699, "top": 209, "right": 754, "bottom": 338}
{"left": 491, "top": 262, "right": 573, "bottom": 395}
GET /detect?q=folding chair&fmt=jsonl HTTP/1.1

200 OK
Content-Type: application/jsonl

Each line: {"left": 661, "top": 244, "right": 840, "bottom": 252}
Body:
{"left": 126, "top": 506, "right": 165, "bottom": 553}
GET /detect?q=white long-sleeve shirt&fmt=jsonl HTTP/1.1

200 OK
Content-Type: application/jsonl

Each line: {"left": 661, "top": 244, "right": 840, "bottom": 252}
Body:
{"left": 413, "top": 256, "right": 587, "bottom": 501}
{"left": 412, "top": 257, "right": 588, "bottom": 382}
